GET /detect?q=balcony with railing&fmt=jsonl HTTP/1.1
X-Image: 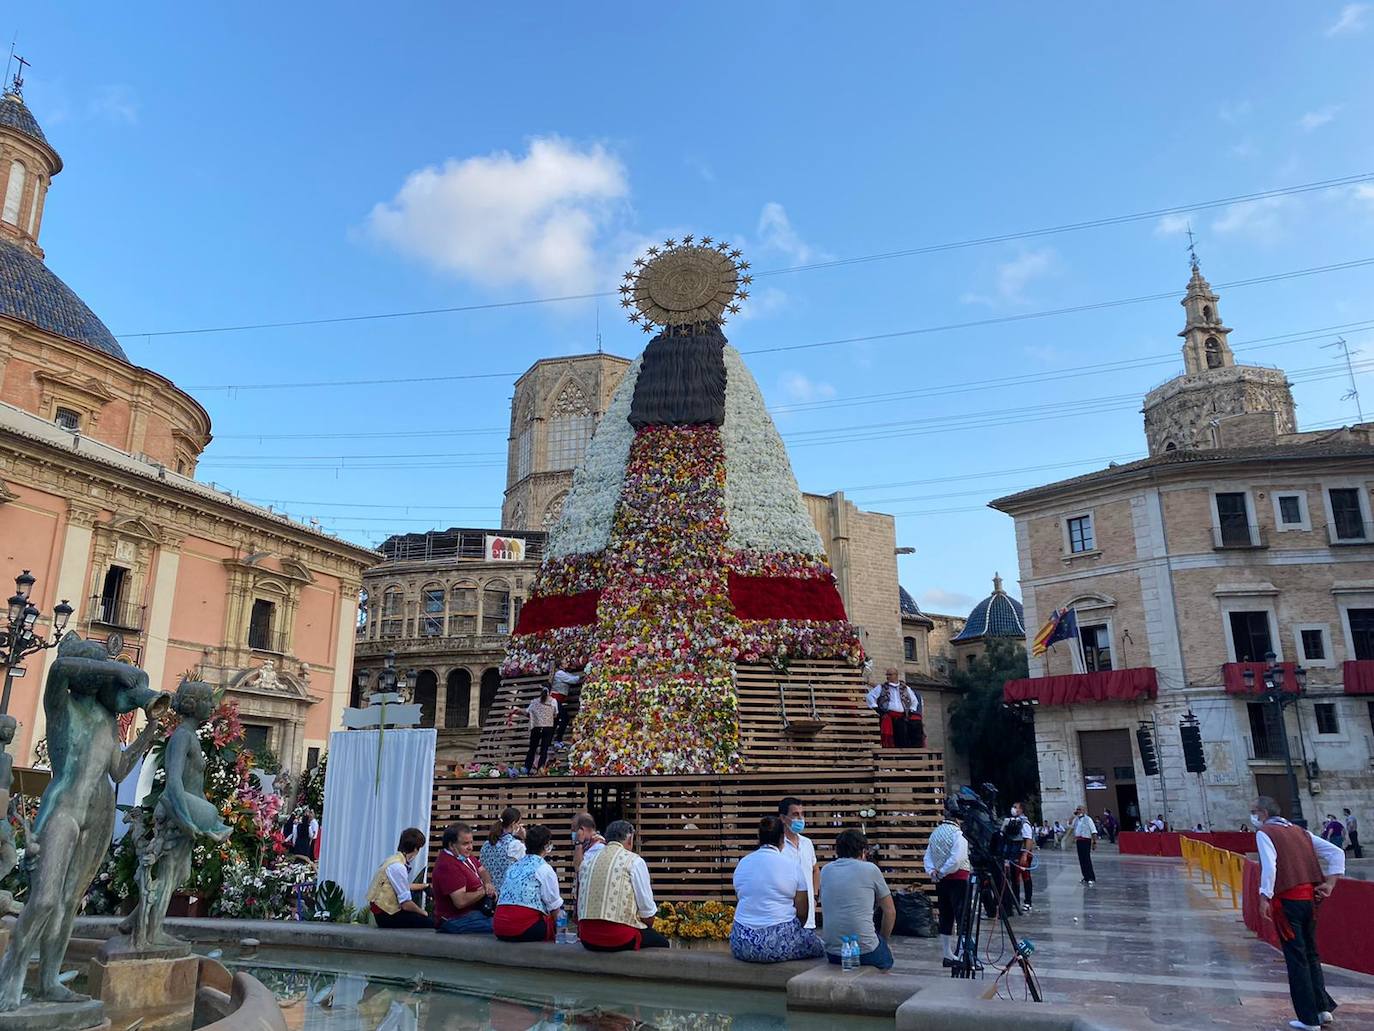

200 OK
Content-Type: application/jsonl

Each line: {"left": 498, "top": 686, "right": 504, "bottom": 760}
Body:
{"left": 247, "top": 627, "right": 290, "bottom": 655}
{"left": 1212, "top": 522, "right": 1266, "bottom": 550}
{"left": 1244, "top": 732, "right": 1299, "bottom": 762}
{"left": 1003, "top": 667, "right": 1158, "bottom": 706}
{"left": 88, "top": 596, "right": 145, "bottom": 631}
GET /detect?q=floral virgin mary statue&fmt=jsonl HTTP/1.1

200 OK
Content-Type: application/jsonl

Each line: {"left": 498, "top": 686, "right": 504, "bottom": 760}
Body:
{"left": 503, "top": 240, "right": 862, "bottom": 776}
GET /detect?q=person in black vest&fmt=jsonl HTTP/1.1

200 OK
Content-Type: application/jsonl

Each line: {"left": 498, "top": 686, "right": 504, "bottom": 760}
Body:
{"left": 291, "top": 807, "right": 318, "bottom": 859}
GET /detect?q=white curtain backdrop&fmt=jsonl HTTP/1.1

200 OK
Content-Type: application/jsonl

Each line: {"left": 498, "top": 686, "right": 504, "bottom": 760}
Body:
{"left": 318, "top": 728, "right": 436, "bottom": 909}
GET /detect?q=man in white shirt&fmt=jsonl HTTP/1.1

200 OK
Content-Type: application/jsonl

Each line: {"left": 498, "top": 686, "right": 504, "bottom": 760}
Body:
{"left": 551, "top": 663, "right": 583, "bottom": 748}
{"left": 1071, "top": 806, "right": 1097, "bottom": 885}
{"left": 779, "top": 796, "right": 819, "bottom": 929}
{"left": 576, "top": 820, "right": 667, "bottom": 951}
{"left": 1251, "top": 796, "right": 1346, "bottom": 1031}
{"left": 865, "top": 669, "right": 924, "bottom": 748}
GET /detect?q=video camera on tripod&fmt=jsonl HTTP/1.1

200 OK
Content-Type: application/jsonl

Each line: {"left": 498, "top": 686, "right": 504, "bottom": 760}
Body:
{"left": 948, "top": 783, "right": 1025, "bottom": 872}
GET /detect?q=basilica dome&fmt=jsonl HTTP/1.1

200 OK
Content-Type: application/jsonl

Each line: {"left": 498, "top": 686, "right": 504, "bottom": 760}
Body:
{"left": 951, "top": 573, "right": 1025, "bottom": 643}
{"left": 899, "top": 585, "right": 922, "bottom": 617}
{"left": 0, "top": 238, "right": 128, "bottom": 361}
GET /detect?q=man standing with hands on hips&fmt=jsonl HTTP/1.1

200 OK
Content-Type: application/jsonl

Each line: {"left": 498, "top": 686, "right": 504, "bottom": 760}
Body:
{"left": 1071, "top": 805, "right": 1097, "bottom": 885}
{"left": 1252, "top": 796, "right": 1345, "bottom": 1031}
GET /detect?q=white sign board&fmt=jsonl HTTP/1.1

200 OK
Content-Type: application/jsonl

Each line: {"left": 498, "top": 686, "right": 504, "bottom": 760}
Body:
{"left": 484, "top": 534, "right": 526, "bottom": 561}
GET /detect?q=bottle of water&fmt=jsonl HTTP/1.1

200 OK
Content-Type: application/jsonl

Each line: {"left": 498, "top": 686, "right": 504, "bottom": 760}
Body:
{"left": 556, "top": 910, "right": 569, "bottom": 944}
{"left": 838, "top": 936, "right": 849, "bottom": 970}
{"left": 843, "top": 935, "right": 856, "bottom": 971}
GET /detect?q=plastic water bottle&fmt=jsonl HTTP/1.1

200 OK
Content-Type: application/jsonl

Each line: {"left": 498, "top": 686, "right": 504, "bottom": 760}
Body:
{"left": 556, "top": 910, "right": 569, "bottom": 944}
{"left": 838, "top": 936, "right": 850, "bottom": 970}
{"left": 842, "top": 935, "right": 856, "bottom": 971}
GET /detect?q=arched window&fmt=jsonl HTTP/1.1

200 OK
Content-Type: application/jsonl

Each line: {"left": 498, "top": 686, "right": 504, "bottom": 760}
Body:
{"left": 479, "top": 668, "right": 502, "bottom": 726}
{"left": 543, "top": 492, "right": 568, "bottom": 530}
{"left": 482, "top": 579, "right": 511, "bottom": 635}
{"left": 357, "top": 587, "right": 369, "bottom": 633}
{"left": 1204, "top": 336, "right": 1222, "bottom": 369}
{"left": 2, "top": 161, "right": 26, "bottom": 226}
{"left": 547, "top": 381, "right": 593, "bottom": 470}
{"left": 420, "top": 582, "right": 445, "bottom": 637}
{"left": 903, "top": 636, "right": 917, "bottom": 661}
{"left": 1203, "top": 305, "right": 1214, "bottom": 323}
{"left": 446, "top": 669, "right": 472, "bottom": 728}
{"left": 513, "top": 394, "right": 534, "bottom": 483}
{"left": 381, "top": 586, "right": 404, "bottom": 637}
{"left": 413, "top": 669, "right": 438, "bottom": 728}
{"left": 1164, "top": 441, "right": 1178, "bottom": 452}
{"left": 449, "top": 581, "right": 478, "bottom": 635}
{"left": 26, "top": 182, "right": 40, "bottom": 235}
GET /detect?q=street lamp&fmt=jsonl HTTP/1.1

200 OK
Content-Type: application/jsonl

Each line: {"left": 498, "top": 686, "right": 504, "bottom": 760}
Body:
{"left": 378, "top": 650, "right": 398, "bottom": 694}
{"left": 1242, "top": 651, "right": 1308, "bottom": 826}
{"left": 0, "top": 569, "right": 73, "bottom": 715}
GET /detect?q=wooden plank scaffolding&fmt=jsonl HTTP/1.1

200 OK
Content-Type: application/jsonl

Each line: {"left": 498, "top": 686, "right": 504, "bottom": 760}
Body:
{"left": 435, "top": 660, "right": 944, "bottom": 901}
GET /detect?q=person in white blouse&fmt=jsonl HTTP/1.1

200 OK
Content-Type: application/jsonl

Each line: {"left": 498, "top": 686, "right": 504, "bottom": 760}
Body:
{"left": 730, "top": 817, "right": 825, "bottom": 963}
{"left": 865, "top": 669, "right": 924, "bottom": 748}
{"left": 523, "top": 687, "right": 559, "bottom": 773}
{"left": 551, "top": 663, "right": 583, "bottom": 748}
{"left": 493, "top": 825, "right": 564, "bottom": 942}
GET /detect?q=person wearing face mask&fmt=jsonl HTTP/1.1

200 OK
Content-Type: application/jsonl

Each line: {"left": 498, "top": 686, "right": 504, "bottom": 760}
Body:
{"left": 1071, "top": 805, "right": 1097, "bottom": 885}
{"left": 924, "top": 799, "right": 972, "bottom": 968}
{"left": 778, "top": 796, "right": 818, "bottom": 930}
{"left": 1251, "top": 796, "right": 1345, "bottom": 1031}
{"left": 1002, "top": 801, "right": 1035, "bottom": 914}
{"left": 480, "top": 806, "right": 527, "bottom": 895}
{"left": 493, "top": 824, "right": 564, "bottom": 942}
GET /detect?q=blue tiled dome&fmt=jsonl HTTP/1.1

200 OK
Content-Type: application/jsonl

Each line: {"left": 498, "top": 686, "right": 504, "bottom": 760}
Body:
{"left": 951, "top": 574, "right": 1025, "bottom": 642}
{"left": 899, "top": 586, "right": 922, "bottom": 617}
{"left": 0, "top": 92, "right": 60, "bottom": 170}
{"left": 0, "top": 239, "right": 128, "bottom": 362}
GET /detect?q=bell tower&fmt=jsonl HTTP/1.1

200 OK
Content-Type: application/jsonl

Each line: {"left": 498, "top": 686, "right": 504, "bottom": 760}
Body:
{"left": 0, "top": 59, "right": 62, "bottom": 258}
{"left": 1178, "top": 261, "right": 1235, "bottom": 375}
{"left": 1141, "top": 254, "right": 1296, "bottom": 456}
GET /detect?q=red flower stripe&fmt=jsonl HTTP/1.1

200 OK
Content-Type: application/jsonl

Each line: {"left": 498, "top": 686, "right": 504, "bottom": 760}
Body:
{"left": 727, "top": 573, "right": 847, "bottom": 622}
{"left": 514, "top": 590, "right": 602, "bottom": 635}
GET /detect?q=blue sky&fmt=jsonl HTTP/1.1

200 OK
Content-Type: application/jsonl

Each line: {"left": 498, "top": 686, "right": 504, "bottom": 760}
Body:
{"left": 13, "top": 3, "right": 1374, "bottom": 615}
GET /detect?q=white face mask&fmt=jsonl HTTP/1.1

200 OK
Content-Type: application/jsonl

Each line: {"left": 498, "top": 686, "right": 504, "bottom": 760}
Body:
{"left": 1250, "top": 814, "right": 1263, "bottom": 828}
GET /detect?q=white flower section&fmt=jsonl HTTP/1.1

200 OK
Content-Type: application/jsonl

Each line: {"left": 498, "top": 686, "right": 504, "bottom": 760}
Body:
{"left": 721, "top": 346, "right": 825, "bottom": 555}
{"left": 546, "top": 356, "right": 643, "bottom": 558}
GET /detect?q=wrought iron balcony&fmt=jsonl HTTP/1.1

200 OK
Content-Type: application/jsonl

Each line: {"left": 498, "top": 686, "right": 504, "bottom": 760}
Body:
{"left": 88, "top": 596, "right": 145, "bottom": 631}
{"left": 1212, "top": 522, "right": 1266, "bottom": 549}
{"left": 247, "top": 627, "right": 289, "bottom": 655}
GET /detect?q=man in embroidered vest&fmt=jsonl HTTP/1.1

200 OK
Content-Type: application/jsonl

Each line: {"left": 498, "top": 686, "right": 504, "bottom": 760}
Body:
{"left": 1252, "top": 796, "right": 1346, "bottom": 1031}
{"left": 366, "top": 827, "right": 432, "bottom": 929}
{"left": 576, "top": 819, "right": 668, "bottom": 951}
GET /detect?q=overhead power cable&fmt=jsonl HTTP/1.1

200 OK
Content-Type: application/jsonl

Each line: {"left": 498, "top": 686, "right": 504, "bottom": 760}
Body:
{"left": 183, "top": 259, "right": 1374, "bottom": 392}
{"left": 119, "top": 172, "right": 1374, "bottom": 340}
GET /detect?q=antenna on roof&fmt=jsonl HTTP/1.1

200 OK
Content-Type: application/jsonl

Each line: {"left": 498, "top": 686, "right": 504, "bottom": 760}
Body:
{"left": 1185, "top": 222, "right": 1200, "bottom": 273}
{"left": 1322, "top": 337, "right": 1365, "bottom": 423}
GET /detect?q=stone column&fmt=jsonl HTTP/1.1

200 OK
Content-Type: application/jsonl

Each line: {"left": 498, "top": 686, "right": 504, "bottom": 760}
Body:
{"left": 140, "top": 532, "right": 184, "bottom": 695}
{"left": 327, "top": 584, "right": 359, "bottom": 738}
{"left": 27, "top": 502, "right": 98, "bottom": 756}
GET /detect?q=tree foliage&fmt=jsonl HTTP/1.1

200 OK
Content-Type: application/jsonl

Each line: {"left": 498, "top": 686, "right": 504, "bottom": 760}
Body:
{"left": 947, "top": 639, "right": 1040, "bottom": 810}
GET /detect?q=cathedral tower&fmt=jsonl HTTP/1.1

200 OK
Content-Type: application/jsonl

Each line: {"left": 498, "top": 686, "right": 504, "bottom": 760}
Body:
{"left": 1141, "top": 261, "right": 1296, "bottom": 455}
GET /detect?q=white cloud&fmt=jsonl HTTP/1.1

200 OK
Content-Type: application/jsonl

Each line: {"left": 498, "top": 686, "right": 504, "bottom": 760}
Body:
{"left": 365, "top": 136, "right": 629, "bottom": 295}
{"left": 1298, "top": 107, "right": 1340, "bottom": 131}
{"left": 757, "top": 202, "right": 825, "bottom": 264}
{"left": 963, "top": 247, "right": 1060, "bottom": 306}
{"left": 777, "top": 371, "right": 836, "bottom": 404}
{"left": 1353, "top": 184, "right": 1374, "bottom": 209}
{"left": 1154, "top": 213, "right": 1191, "bottom": 237}
{"left": 1210, "top": 196, "right": 1291, "bottom": 241}
{"left": 89, "top": 84, "right": 138, "bottom": 125}
{"left": 1326, "top": 3, "right": 1369, "bottom": 35}
{"left": 919, "top": 587, "right": 975, "bottom": 613}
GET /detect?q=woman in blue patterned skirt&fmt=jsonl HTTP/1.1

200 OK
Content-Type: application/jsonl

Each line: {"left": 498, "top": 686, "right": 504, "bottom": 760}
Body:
{"left": 730, "top": 816, "right": 825, "bottom": 963}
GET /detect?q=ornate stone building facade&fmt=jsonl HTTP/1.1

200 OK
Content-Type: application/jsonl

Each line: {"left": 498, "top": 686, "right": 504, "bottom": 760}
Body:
{"left": 353, "top": 528, "right": 544, "bottom": 763}
{"left": 993, "top": 268, "right": 1374, "bottom": 830}
{"left": 501, "top": 353, "right": 631, "bottom": 531}
{"left": 0, "top": 83, "right": 375, "bottom": 771}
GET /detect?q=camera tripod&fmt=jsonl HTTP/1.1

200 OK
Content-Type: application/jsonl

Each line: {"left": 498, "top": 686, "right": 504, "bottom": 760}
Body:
{"left": 950, "top": 860, "right": 1042, "bottom": 1002}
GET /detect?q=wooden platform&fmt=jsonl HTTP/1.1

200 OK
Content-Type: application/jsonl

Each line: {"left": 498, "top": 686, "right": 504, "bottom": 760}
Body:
{"left": 473, "top": 660, "right": 881, "bottom": 772}
{"left": 430, "top": 749, "right": 944, "bottom": 902}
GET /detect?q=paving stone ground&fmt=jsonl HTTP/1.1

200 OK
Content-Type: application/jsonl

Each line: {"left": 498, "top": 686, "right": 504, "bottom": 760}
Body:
{"left": 885, "top": 847, "right": 1374, "bottom": 1028}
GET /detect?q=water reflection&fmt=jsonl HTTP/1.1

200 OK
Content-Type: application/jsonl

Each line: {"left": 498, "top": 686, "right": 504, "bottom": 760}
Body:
{"left": 237, "top": 963, "right": 797, "bottom": 1031}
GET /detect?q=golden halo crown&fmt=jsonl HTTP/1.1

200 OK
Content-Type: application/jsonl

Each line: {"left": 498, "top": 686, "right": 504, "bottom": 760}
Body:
{"left": 618, "top": 237, "right": 753, "bottom": 333}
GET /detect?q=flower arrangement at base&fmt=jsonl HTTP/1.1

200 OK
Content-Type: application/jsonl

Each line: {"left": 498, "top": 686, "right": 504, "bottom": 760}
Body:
{"left": 654, "top": 900, "right": 735, "bottom": 941}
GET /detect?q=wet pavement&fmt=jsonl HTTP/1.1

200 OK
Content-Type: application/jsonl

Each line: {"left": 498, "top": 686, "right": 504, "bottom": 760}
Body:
{"left": 886, "top": 848, "right": 1374, "bottom": 1028}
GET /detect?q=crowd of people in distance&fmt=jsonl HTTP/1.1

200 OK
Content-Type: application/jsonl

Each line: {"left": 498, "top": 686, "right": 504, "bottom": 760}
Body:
{"left": 361, "top": 796, "right": 897, "bottom": 969}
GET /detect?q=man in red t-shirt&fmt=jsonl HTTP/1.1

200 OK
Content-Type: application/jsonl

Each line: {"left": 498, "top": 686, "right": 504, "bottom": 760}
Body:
{"left": 1252, "top": 796, "right": 1346, "bottom": 1031}
{"left": 434, "top": 822, "right": 495, "bottom": 935}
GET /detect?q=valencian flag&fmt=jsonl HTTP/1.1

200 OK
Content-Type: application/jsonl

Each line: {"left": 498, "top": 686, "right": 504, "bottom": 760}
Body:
{"left": 1032, "top": 607, "right": 1080, "bottom": 657}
